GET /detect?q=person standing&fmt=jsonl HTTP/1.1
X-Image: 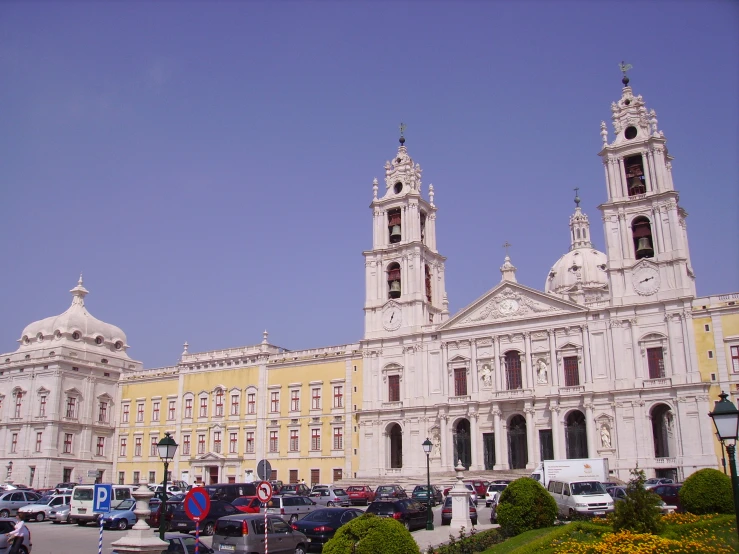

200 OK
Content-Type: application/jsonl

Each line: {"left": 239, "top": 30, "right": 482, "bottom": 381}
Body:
{"left": 5, "top": 514, "right": 28, "bottom": 554}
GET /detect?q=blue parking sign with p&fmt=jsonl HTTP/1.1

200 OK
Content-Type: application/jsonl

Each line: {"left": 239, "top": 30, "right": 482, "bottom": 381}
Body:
{"left": 94, "top": 484, "right": 112, "bottom": 513}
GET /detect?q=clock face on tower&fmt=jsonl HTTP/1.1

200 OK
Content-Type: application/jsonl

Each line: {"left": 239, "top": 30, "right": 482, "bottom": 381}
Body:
{"left": 632, "top": 265, "right": 660, "bottom": 295}
{"left": 382, "top": 305, "right": 402, "bottom": 331}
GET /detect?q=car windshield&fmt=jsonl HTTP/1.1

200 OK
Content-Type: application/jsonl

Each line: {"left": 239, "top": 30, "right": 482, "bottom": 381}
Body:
{"left": 645, "top": 479, "right": 660, "bottom": 484}
{"left": 571, "top": 482, "right": 606, "bottom": 495}
{"left": 413, "top": 486, "right": 430, "bottom": 493}
{"left": 346, "top": 486, "right": 365, "bottom": 492}
{"left": 73, "top": 488, "right": 94, "bottom": 500}
{"left": 117, "top": 499, "right": 136, "bottom": 510}
{"left": 332, "top": 489, "right": 347, "bottom": 496}
{"left": 376, "top": 486, "right": 393, "bottom": 493}
{"left": 38, "top": 495, "right": 53, "bottom": 504}
{"left": 301, "top": 509, "right": 344, "bottom": 522}
{"left": 232, "top": 497, "right": 253, "bottom": 506}
{"left": 488, "top": 485, "right": 506, "bottom": 492}
{"left": 367, "top": 502, "right": 397, "bottom": 514}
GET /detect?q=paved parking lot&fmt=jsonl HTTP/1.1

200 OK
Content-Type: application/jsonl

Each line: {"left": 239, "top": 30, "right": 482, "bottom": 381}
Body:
{"left": 25, "top": 503, "right": 496, "bottom": 553}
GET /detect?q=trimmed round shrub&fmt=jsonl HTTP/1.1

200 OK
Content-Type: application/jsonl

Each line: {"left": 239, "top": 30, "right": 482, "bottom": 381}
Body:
{"left": 496, "top": 477, "right": 557, "bottom": 537}
{"left": 680, "top": 468, "right": 733, "bottom": 514}
{"left": 322, "top": 513, "right": 420, "bottom": 554}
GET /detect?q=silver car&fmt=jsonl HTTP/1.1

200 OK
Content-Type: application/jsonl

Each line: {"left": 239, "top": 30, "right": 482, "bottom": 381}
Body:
{"left": 48, "top": 503, "right": 71, "bottom": 524}
{"left": 263, "top": 495, "right": 318, "bottom": 524}
{"left": 18, "top": 494, "right": 71, "bottom": 522}
{"left": 0, "top": 517, "right": 32, "bottom": 554}
{"left": 309, "top": 486, "right": 350, "bottom": 507}
{"left": 0, "top": 491, "right": 41, "bottom": 518}
{"left": 212, "top": 514, "right": 308, "bottom": 554}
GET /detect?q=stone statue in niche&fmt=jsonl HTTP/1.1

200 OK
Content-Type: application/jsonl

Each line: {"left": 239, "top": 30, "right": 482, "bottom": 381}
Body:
{"left": 600, "top": 424, "right": 612, "bottom": 449}
{"left": 479, "top": 364, "right": 493, "bottom": 387}
{"left": 430, "top": 427, "right": 441, "bottom": 457}
{"left": 536, "top": 359, "right": 549, "bottom": 384}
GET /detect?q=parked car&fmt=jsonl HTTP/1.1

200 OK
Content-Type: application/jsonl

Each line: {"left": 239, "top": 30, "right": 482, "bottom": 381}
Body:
{"left": 49, "top": 503, "right": 71, "bottom": 524}
{"left": 443, "top": 484, "right": 478, "bottom": 504}
{"left": 111, "top": 532, "right": 213, "bottom": 554}
{"left": 411, "top": 485, "right": 443, "bottom": 507}
{"left": 441, "top": 495, "right": 478, "bottom": 526}
{"left": 485, "top": 483, "right": 507, "bottom": 507}
{"left": 652, "top": 483, "right": 683, "bottom": 511}
{"left": 346, "top": 485, "right": 375, "bottom": 506}
{"left": 232, "top": 496, "right": 261, "bottom": 514}
{"left": 0, "top": 517, "right": 32, "bottom": 554}
{"left": 644, "top": 478, "right": 674, "bottom": 489}
{"left": 374, "top": 485, "right": 407, "bottom": 500}
{"left": 99, "top": 499, "right": 138, "bottom": 530}
{"left": 463, "top": 479, "right": 488, "bottom": 498}
{"left": 212, "top": 513, "right": 308, "bottom": 554}
{"left": 291, "top": 507, "right": 365, "bottom": 551}
{"left": 280, "top": 483, "right": 312, "bottom": 497}
{"left": 309, "top": 487, "right": 350, "bottom": 507}
{"left": 270, "top": 480, "right": 284, "bottom": 494}
{"left": 18, "top": 494, "right": 71, "bottom": 522}
{"left": 53, "top": 482, "right": 78, "bottom": 494}
{"left": 264, "top": 494, "right": 318, "bottom": 524}
{"left": 0, "top": 490, "right": 42, "bottom": 518}
{"left": 169, "top": 499, "right": 238, "bottom": 535}
{"left": 366, "top": 499, "right": 427, "bottom": 531}
{"left": 147, "top": 496, "right": 182, "bottom": 530}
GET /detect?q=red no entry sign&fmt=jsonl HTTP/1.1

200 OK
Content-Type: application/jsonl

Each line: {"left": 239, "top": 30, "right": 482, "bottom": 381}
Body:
{"left": 256, "top": 481, "right": 273, "bottom": 503}
{"left": 184, "top": 487, "right": 211, "bottom": 522}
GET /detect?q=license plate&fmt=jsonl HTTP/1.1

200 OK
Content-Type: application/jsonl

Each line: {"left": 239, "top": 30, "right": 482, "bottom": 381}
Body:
{"left": 219, "top": 545, "right": 235, "bottom": 551}
{"left": 177, "top": 522, "right": 188, "bottom": 527}
{"left": 78, "top": 509, "right": 86, "bottom": 514}
{"left": 593, "top": 511, "right": 605, "bottom": 515}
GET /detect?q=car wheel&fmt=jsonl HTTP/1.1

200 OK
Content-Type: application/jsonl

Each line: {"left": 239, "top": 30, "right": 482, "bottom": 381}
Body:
{"left": 288, "top": 514, "right": 298, "bottom": 524}
{"left": 294, "top": 545, "right": 307, "bottom": 554}
{"left": 327, "top": 501, "right": 335, "bottom": 507}
{"left": 203, "top": 521, "right": 215, "bottom": 536}
{"left": 18, "top": 547, "right": 28, "bottom": 554}
{"left": 117, "top": 519, "right": 128, "bottom": 531}
{"left": 35, "top": 512, "right": 45, "bottom": 522}
{"left": 65, "top": 514, "right": 72, "bottom": 524}
{"left": 0, "top": 510, "right": 9, "bottom": 518}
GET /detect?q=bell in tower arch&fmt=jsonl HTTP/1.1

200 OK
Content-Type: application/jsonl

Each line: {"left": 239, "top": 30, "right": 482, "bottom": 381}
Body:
{"left": 636, "top": 237, "right": 654, "bottom": 259}
{"left": 389, "top": 280, "right": 401, "bottom": 298}
{"left": 390, "top": 225, "right": 402, "bottom": 243}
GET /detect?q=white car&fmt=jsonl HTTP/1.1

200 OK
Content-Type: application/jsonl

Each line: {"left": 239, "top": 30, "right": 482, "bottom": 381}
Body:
{"left": 465, "top": 484, "right": 478, "bottom": 505}
{"left": 485, "top": 483, "right": 508, "bottom": 507}
{"left": 18, "top": 494, "right": 71, "bottom": 522}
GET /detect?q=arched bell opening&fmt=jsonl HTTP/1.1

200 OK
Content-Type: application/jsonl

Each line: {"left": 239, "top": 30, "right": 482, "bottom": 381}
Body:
{"left": 632, "top": 216, "right": 655, "bottom": 259}
{"left": 387, "top": 262, "right": 401, "bottom": 299}
{"left": 565, "top": 410, "right": 588, "bottom": 459}
{"left": 388, "top": 208, "right": 402, "bottom": 244}
{"left": 625, "top": 154, "right": 647, "bottom": 196}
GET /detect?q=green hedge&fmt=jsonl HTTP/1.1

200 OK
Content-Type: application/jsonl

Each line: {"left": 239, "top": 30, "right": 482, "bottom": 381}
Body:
{"left": 322, "top": 513, "right": 420, "bottom": 554}
{"left": 427, "top": 528, "right": 503, "bottom": 554}
{"left": 679, "top": 468, "right": 733, "bottom": 514}
{"left": 495, "top": 477, "right": 557, "bottom": 537}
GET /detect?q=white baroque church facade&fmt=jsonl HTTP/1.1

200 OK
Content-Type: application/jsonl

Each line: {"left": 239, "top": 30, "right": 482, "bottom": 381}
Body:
{"left": 357, "top": 77, "right": 714, "bottom": 482}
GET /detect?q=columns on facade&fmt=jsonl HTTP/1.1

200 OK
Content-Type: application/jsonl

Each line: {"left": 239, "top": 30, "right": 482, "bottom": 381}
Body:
{"left": 644, "top": 151, "right": 656, "bottom": 193}
{"left": 470, "top": 413, "right": 479, "bottom": 471}
{"left": 493, "top": 337, "right": 503, "bottom": 391}
{"left": 585, "top": 401, "right": 595, "bottom": 459}
{"left": 550, "top": 403, "right": 561, "bottom": 460}
{"left": 492, "top": 405, "right": 505, "bottom": 470}
{"left": 651, "top": 204, "right": 665, "bottom": 254}
{"left": 618, "top": 211, "right": 630, "bottom": 260}
{"left": 471, "top": 341, "right": 479, "bottom": 394}
{"left": 524, "top": 405, "right": 535, "bottom": 469}
{"left": 618, "top": 158, "right": 628, "bottom": 198}
{"left": 524, "top": 332, "right": 533, "bottom": 389}
{"left": 628, "top": 319, "right": 640, "bottom": 380}
{"left": 580, "top": 326, "right": 592, "bottom": 384}
{"left": 440, "top": 414, "right": 449, "bottom": 471}
{"left": 682, "top": 310, "right": 699, "bottom": 381}
{"left": 548, "top": 330, "right": 558, "bottom": 388}
{"left": 666, "top": 313, "right": 680, "bottom": 377}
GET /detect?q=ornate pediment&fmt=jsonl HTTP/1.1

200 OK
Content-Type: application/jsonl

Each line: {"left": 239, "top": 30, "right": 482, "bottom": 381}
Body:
{"left": 196, "top": 452, "right": 225, "bottom": 461}
{"left": 439, "top": 282, "right": 586, "bottom": 330}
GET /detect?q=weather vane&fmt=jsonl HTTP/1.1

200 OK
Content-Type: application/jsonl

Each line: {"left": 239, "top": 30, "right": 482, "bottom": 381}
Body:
{"left": 574, "top": 187, "right": 581, "bottom": 207}
{"left": 399, "top": 122, "right": 406, "bottom": 138}
{"left": 503, "top": 241, "right": 511, "bottom": 256}
{"left": 619, "top": 61, "right": 633, "bottom": 85}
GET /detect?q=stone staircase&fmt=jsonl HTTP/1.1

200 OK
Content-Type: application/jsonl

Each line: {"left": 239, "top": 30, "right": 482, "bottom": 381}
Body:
{"left": 337, "top": 468, "right": 530, "bottom": 490}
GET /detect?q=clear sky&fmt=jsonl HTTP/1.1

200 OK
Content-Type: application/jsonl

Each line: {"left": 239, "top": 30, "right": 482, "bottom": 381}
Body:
{"left": 1, "top": 1, "right": 737, "bottom": 368}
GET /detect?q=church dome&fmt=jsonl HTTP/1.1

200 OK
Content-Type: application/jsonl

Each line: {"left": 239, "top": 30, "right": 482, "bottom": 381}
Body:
{"left": 18, "top": 277, "right": 129, "bottom": 352}
{"left": 545, "top": 201, "right": 610, "bottom": 305}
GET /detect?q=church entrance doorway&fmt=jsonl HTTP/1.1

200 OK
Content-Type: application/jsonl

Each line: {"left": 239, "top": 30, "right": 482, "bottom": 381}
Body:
{"left": 565, "top": 410, "right": 588, "bottom": 459}
{"left": 453, "top": 419, "right": 471, "bottom": 469}
{"left": 388, "top": 423, "right": 403, "bottom": 469}
{"left": 483, "top": 433, "right": 495, "bottom": 470}
{"left": 507, "top": 415, "right": 527, "bottom": 469}
{"left": 651, "top": 404, "right": 674, "bottom": 459}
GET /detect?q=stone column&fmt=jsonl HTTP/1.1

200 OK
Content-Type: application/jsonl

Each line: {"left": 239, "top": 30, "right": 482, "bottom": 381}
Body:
{"left": 492, "top": 406, "right": 504, "bottom": 471}
{"left": 440, "top": 415, "right": 449, "bottom": 472}
{"left": 469, "top": 413, "right": 479, "bottom": 471}
{"left": 585, "top": 402, "right": 595, "bottom": 458}
{"left": 493, "top": 338, "right": 503, "bottom": 391}
{"left": 580, "top": 326, "right": 592, "bottom": 383}
{"left": 629, "top": 320, "right": 641, "bottom": 380}
{"left": 618, "top": 158, "right": 628, "bottom": 198}
{"left": 550, "top": 404, "right": 561, "bottom": 460}
{"left": 449, "top": 461, "right": 472, "bottom": 530}
{"left": 524, "top": 332, "right": 533, "bottom": 389}
{"left": 110, "top": 483, "right": 168, "bottom": 554}
{"left": 525, "top": 406, "right": 536, "bottom": 469}
{"left": 548, "top": 330, "right": 558, "bottom": 388}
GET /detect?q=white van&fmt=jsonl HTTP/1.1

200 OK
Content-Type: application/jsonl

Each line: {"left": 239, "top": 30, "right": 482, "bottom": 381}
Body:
{"left": 69, "top": 485, "right": 134, "bottom": 524}
{"left": 547, "top": 479, "right": 614, "bottom": 518}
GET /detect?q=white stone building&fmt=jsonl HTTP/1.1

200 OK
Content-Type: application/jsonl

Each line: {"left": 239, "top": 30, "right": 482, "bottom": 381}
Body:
{"left": 0, "top": 278, "right": 142, "bottom": 488}
{"left": 358, "top": 77, "right": 715, "bottom": 482}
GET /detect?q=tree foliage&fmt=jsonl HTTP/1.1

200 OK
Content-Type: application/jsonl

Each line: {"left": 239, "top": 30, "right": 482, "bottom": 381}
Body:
{"left": 495, "top": 477, "right": 557, "bottom": 537}
{"left": 322, "top": 513, "right": 420, "bottom": 554}
{"left": 612, "top": 467, "right": 664, "bottom": 534}
{"left": 679, "top": 468, "right": 733, "bottom": 515}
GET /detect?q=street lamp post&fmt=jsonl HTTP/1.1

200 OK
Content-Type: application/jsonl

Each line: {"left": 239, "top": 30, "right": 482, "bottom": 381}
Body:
{"left": 422, "top": 438, "right": 434, "bottom": 531}
{"left": 156, "top": 432, "right": 178, "bottom": 540}
{"left": 708, "top": 391, "right": 739, "bottom": 541}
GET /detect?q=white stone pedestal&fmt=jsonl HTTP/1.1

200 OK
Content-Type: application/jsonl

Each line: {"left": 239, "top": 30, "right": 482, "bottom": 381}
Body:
{"left": 110, "top": 483, "right": 169, "bottom": 554}
{"left": 449, "top": 460, "right": 472, "bottom": 530}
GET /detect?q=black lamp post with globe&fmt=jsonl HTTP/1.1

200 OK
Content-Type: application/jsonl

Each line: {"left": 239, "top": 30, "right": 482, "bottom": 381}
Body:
{"left": 156, "top": 432, "right": 178, "bottom": 540}
{"left": 707, "top": 391, "right": 739, "bottom": 541}
{"left": 422, "top": 438, "right": 434, "bottom": 530}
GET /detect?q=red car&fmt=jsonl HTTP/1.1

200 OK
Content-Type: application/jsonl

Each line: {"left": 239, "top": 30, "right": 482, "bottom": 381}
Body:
{"left": 346, "top": 485, "right": 375, "bottom": 506}
{"left": 232, "top": 496, "right": 261, "bottom": 513}
{"left": 463, "top": 479, "right": 488, "bottom": 497}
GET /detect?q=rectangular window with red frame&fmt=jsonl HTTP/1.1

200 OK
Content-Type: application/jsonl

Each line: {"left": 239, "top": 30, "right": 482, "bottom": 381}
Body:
{"left": 184, "top": 398, "right": 192, "bottom": 418}
{"left": 122, "top": 404, "right": 130, "bottom": 423}
{"left": 198, "top": 434, "right": 205, "bottom": 454}
{"left": 290, "top": 430, "right": 299, "bottom": 451}
{"left": 98, "top": 401, "right": 107, "bottom": 423}
{"left": 96, "top": 436, "right": 105, "bottom": 456}
{"left": 311, "top": 429, "right": 321, "bottom": 451}
{"left": 215, "top": 390, "right": 224, "bottom": 417}
{"left": 39, "top": 395, "right": 47, "bottom": 417}
{"left": 291, "top": 390, "right": 300, "bottom": 412}
{"left": 150, "top": 436, "right": 158, "bottom": 456}
{"left": 454, "top": 368, "right": 468, "bottom": 396}
{"left": 246, "top": 432, "right": 254, "bottom": 453}
{"left": 134, "top": 437, "right": 142, "bottom": 457}
{"left": 168, "top": 400, "right": 176, "bottom": 420}
{"left": 270, "top": 392, "right": 280, "bottom": 413}
{"left": 229, "top": 432, "right": 237, "bottom": 453}
{"left": 63, "top": 433, "right": 73, "bottom": 454}
{"left": 152, "top": 401, "right": 160, "bottom": 422}
{"left": 11, "top": 433, "right": 18, "bottom": 453}
{"left": 66, "top": 397, "right": 76, "bottom": 419}
{"left": 119, "top": 437, "right": 127, "bottom": 457}
{"left": 199, "top": 397, "right": 208, "bottom": 418}
{"left": 14, "top": 393, "right": 23, "bottom": 418}
{"left": 333, "top": 427, "right": 343, "bottom": 450}
{"left": 388, "top": 375, "right": 400, "bottom": 402}
{"left": 137, "top": 402, "right": 144, "bottom": 422}
{"left": 182, "top": 435, "right": 190, "bottom": 455}
{"left": 333, "top": 386, "right": 343, "bottom": 408}
{"left": 269, "top": 431, "right": 278, "bottom": 452}
{"left": 647, "top": 347, "right": 665, "bottom": 379}
{"left": 36, "top": 432, "right": 43, "bottom": 453}
{"left": 247, "top": 393, "right": 256, "bottom": 414}
{"left": 214, "top": 431, "right": 222, "bottom": 453}
{"left": 312, "top": 388, "right": 321, "bottom": 410}
{"left": 563, "top": 356, "right": 580, "bottom": 387}
{"left": 731, "top": 346, "right": 739, "bottom": 373}
{"left": 230, "top": 394, "right": 239, "bottom": 416}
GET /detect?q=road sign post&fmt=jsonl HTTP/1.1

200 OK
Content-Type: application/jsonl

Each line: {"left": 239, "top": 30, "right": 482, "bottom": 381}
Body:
{"left": 256, "top": 481, "right": 273, "bottom": 554}
{"left": 184, "top": 487, "right": 211, "bottom": 554}
{"left": 257, "top": 459, "right": 272, "bottom": 481}
{"left": 93, "top": 484, "right": 111, "bottom": 554}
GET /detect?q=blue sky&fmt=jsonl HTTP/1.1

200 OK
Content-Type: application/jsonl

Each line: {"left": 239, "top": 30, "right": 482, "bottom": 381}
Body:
{"left": 1, "top": 1, "right": 737, "bottom": 368}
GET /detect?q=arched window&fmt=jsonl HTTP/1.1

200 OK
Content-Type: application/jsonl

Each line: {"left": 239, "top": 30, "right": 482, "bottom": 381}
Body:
{"left": 453, "top": 419, "right": 471, "bottom": 469}
{"left": 565, "top": 411, "right": 588, "bottom": 459}
{"left": 651, "top": 404, "right": 674, "bottom": 458}
{"left": 507, "top": 415, "right": 527, "bottom": 469}
{"left": 420, "top": 211, "right": 427, "bottom": 243}
{"left": 632, "top": 216, "right": 655, "bottom": 259}
{"left": 387, "top": 262, "right": 401, "bottom": 299}
{"left": 505, "top": 352, "right": 523, "bottom": 390}
{"left": 425, "top": 264, "right": 432, "bottom": 302}
{"left": 388, "top": 209, "right": 402, "bottom": 244}
{"left": 625, "top": 154, "right": 646, "bottom": 196}
{"left": 388, "top": 423, "right": 403, "bottom": 468}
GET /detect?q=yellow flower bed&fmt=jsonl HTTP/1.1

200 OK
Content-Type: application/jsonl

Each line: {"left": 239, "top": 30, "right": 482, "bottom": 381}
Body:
{"left": 659, "top": 512, "right": 700, "bottom": 525}
{"left": 552, "top": 528, "right": 733, "bottom": 554}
